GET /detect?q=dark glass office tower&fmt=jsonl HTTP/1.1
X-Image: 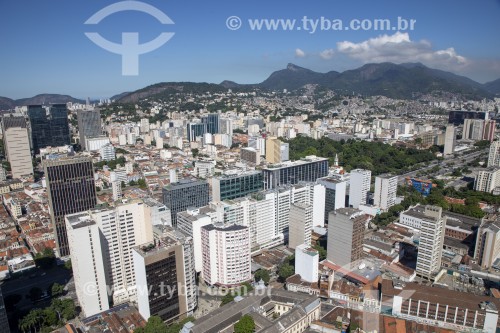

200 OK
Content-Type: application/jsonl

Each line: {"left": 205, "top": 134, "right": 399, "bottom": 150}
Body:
{"left": 28, "top": 104, "right": 70, "bottom": 153}
{"left": 44, "top": 156, "right": 97, "bottom": 257}
{"left": 77, "top": 109, "right": 102, "bottom": 150}
{"left": 162, "top": 179, "right": 209, "bottom": 227}
{"left": 202, "top": 113, "right": 219, "bottom": 134}
{"left": 186, "top": 123, "right": 207, "bottom": 142}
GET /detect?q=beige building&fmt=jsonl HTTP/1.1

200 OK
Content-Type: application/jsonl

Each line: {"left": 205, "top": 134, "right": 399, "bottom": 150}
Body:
{"left": 2, "top": 117, "right": 33, "bottom": 178}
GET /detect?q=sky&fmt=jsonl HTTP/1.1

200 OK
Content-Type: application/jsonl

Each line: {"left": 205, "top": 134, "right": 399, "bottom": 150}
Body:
{"left": 1, "top": 0, "right": 499, "bottom": 99}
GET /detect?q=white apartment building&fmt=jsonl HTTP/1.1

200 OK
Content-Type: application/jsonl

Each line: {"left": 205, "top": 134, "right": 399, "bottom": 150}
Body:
{"left": 415, "top": 205, "right": 446, "bottom": 280}
{"left": 444, "top": 125, "right": 456, "bottom": 156}
{"left": 86, "top": 136, "right": 110, "bottom": 152}
{"left": 475, "top": 168, "right": 500, "bottom": 193}
{"left": 373, "top": 175, "right": 398, "bottom": 212}
{"left": 66, "top": 199, "right": 154, "bottom": 307}
{"left": 295, "top": 244, "right": 319, "bottom": 283}
{"left": 488, "top": 141, "right": 500, "bottom": 167}
{"left": 66, "top": 213, "right": 110, "bottom": 317}
{"left": 177, "top": 207, "right": 216, "bottom": 272}
{"left": 349, "top": 169, "right": 371, "bottom": 208}
{"left": 201, "top": 223, "right": 251, "bottom": 286}
{"left": 288, "top": 203, "right": 313, "bottom": 250}
{"left": 317, "top": 176, "right": 347, "bottom": 222}
{"left": 100, "top": 143, "right": 116, "bottom": 161}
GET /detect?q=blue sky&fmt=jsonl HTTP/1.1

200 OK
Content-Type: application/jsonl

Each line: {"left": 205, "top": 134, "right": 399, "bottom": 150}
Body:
{"left": 1, "top": 0, "right": 499, "bottom": 99}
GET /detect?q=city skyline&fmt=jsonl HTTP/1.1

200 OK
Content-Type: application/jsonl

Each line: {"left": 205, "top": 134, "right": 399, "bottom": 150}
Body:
{"left": 1, "top": 0, "right": 499, "bottom": 98}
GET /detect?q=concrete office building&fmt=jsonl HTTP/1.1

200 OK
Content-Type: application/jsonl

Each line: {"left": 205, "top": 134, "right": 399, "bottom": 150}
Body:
{"left": 2, "top": 116, "right": 33, "bottom": 178}
{"left": 77, "top": 109, "right": 102, "bottom": 150}
{"left": 327, "top": 208, "right": 365, "bottom": 267}
{"left": 444, "top": 125, "right": 456, "bottom": 156}
{"left": 44, "top": 156, "right": 97, "bottom": 257}
{"left": 211, "top": 170, "right": 263, "bottom": 202}
{"left": 373, "top": 175, "right": 398, "bottom": 212}
{"left": 349, "top": 169, "right": 371, "bottom": 209}
{"left": 162, "top": 179, "right": 210, "bottom": 227}
{"left": 133, "top": 228, "right": 196, "bottom": 323}
{"left": 201, "top": 223, "right": 251, "bottom": 287}
{"left": 248, "top": 136, "right": 266, "bottom": 156}
{"left": 262, "top": 155, "right": 328, "bottom": 190}
{"left": 99, "top": 143, "right": 116, "bottom": 161}
{"left": 288, "top": 203, "right": 313, "bottom": 250}
{"left": 66, "top": 213, "right": 109, "bottom": 317}
{"left": 415, "top": 205, "right": 446, "bottom": 280}
{"left": 265, "top": 137, "right": 289, "bottom": 164}
{"left": 475, "top": 217, "right": 500, "bottom": 269}
{"left": 240, "top": 147, "right": 261, "bottom": 165}
{"left": 317, "top": 176, "right": 347, "bottom": 223}
{"left": 448, "top": 110, "right": 490, "bottom": 125}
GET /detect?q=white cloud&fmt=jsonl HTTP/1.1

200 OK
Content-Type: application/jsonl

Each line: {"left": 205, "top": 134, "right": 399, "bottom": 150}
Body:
{"left": 319, "top": 49, "right": 335, "bottom": 60}
{"left": 336, "top": 32, "right": 468, "bottom": 70}
{"left": 295, "top": 48, "right": 306, "bottom": 58}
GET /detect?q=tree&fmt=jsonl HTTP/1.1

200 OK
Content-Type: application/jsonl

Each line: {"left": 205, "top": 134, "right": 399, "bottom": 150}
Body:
{"left": 278, "top": 263, "right": 294, "bottom": 281}
{"left": 254, "top": 269, "right": 270, "bottom": 285}
{"left": 141, "top": 316, "right": 168, "bottom": 333}
{"left": 220, "top": 293, "right": 234, "bottom": 306}
{"left": 313, "top": 245, "right": 327, "bottom": 261}
{"left": 64, "top": 259, "right": 72, "bottom": 270}
{"left": 138, "top": 178, "right": 148, "bottom": 190}
{"left": 35, "top": 247, "right": 56, "bottom": 269}
{"left": 191, "top": 148, "right": 199, "bottom": 158}
{"left": 50, "top": 283, "right": 64, "bottom": 297}
{"left": 234, "top": 314, "right": 255, "bottom": 333}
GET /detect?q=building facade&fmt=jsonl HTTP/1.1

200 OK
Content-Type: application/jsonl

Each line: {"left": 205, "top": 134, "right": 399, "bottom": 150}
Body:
{"left": 211, "top": 170, "right": 263, "bottom": 202}
{"left": 349, "top": 169, "right": 371, "bottom": 209}
{"left": 2, "top": 116, "right": 33, "bottom": 178}
{"left": 327, "top": 208, "right": 365, "bottom": 267}
{"left": 162, "top": 179, "right": 210, "bottom": 227}
{"left": 44, "top": 156, "right": 97, "bottom": 257}
{"left": 262, "top": 156, "right": 328, "bottom": 190}
{"left": 77, "top": 109, "right": 102, "bottom": 150}
{"left": 373, "top": 175, "right": 398, "bottom": 212}
{"left": 28, "top": 104, "right": 70, "bottom": 153}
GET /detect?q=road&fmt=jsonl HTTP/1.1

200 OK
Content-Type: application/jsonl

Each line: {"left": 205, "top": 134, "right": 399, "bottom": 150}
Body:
{"left": 397, "top": 148, "right": 487, "bottom": 185}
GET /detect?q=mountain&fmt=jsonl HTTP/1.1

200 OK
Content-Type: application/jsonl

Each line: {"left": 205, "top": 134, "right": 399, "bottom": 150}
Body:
{"left": 484, "top": 79, "right": 500, "bottom": 95}
{"left": 0, "top": 94, "right": 84, "bottom": 111}
{"left": 0, "top": 97, "right": 15, "bottom": 111}
{"left": 257, "top": 62, "right": 492, "bottom": 99}
{"left": 260, "top": 63, "right": 336, "bottom": 91}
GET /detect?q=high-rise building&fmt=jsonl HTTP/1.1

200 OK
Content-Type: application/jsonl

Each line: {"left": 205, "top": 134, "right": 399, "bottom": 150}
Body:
{"left": 265, "top": 137, "right": 289, "bottom": 163}
{"left": 448, "top": 110, "right": 489, "bottom": 125}
{"left": 317, "top": 176, "right": 347, "bottom": 223}
{"left": 415, "top": 206, "right": 445, "bottom": 280}
{"left": 2, "top": 116, "right": 33, "bottom": 178}
{"left": 462, "top": 119, "right": 495, "bottom": 142}
{"left": 186, "top": 123, "right": 207, "bottom": 142}
{"left": 202, "top": 113, "right": 219, "bottom": 134}
{"left": 288, "top": 203, "right": 313, "bottom": 250}
{"left": 475, "top": 168, "right": 500, "bottom": 194}
{"left": 66, "top": 200, "right": 154, "bottom": 306}
{"left": 240, "top": 147, "right": 261, "bottom": 165}
{"left": 28, "top": 104, "right": 70, "bottom": 153}
{"left": 112, "top": 181, "right": 122, "bottom": 201}
{"left": 0, "top": 167, "right": 6, "bottom": 182}
{"left": 140, "top": 118, "right": 150, "bottom": 134}
{"left": 0, "top": 287, "right": 9, "bottom": 333}
{"left": 77, "top": 109, "right": 102, "bottom": 150}
{"left": 373, "top": 175, "right": 398, "bottom": 212}
{"left": 327, "top": 208, "right": 366, "bottom": 267}
{"left": 219, "top": 118, "right": 233, "bottom": 135}
{"left": 133, "top": 228, "right": 197, "bottom": 323}
{"left": 475, "top": 217, "right": 500, "bottom": 269}
{"left": 444, "top": 125, "right": 456, "bottom": 156}
{"left": 99, "top": 143, "right": 116, "bottom": 161}
{"left": 162, "top": 179, "right": 210, "bottom": 227}
{"left": 248, "top": 136, "right": 266, "bottom": 156}
{"left": 262, "top": 156, "right": 328, "bottom": 190}
{"left": 488, "top": 141, "right": 500, "bottom": 167}
{"left": 349, "top": 169, "right": 371, "bottom": 208}
{"left": 177, "top": 207, "right": 215, "bottom": 272}
{"left": 66, "top": 213, "right": 110, "bottom": 317}
{"left": 201, "top": 223, "right": 251, "bottom": 286}
{"left": 44, "top": 156, "right": 97, "bottom": 257}
{"left": 294, "top": 244, "right": 319, "bottom": 283}
{"left": 211, "top": 170, "right": 263, "bottom": 202}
